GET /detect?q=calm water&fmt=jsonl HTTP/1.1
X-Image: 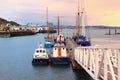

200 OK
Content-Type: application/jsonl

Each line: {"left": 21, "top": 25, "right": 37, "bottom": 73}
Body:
{"left": 0, "top": 28, "right": 120, "bottom": 80}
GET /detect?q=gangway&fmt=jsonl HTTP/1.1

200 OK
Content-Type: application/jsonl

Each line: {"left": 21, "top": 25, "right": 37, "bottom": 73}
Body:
{"left": 74, "top": 45, "right": 120, "bottom": 80}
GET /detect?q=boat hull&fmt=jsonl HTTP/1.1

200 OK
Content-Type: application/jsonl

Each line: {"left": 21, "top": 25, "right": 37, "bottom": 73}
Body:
{"left": 32, "top": 59, "right": 49, "bottom": 65}
{"left": 50, "top": 57, "right": 70, "bottom": 64}
{"left": 44, "top": 43, "right": 53, "bottom": 48}
{"left": 44, "top": 37, "right": 54, "bottom": 41}
{"left": 77, "top": 41, "right": 91, "bottom": 46}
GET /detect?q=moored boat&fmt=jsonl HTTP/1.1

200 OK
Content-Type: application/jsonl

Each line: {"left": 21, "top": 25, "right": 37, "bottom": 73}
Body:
{"left": 53, "top": 16, "right": 66, "bottom": 45}
{"left": 32, "top": 43, "right": 49, "bottom": 65}
{"left": 54, "top": 34, "right": 66, "bottom": 45}
{"left": 44, "top": 7, "right": 54, "bottom": 48}
{"left": 73, "top": 0, "right": 91, "bottom": 46}
{"left": 76, "top": 35, "right": 91, "bottom": 46}
{"left": 50, "top": 43, "right": 69, "bottom": 64}
{"left": 50, "top": 16, "right": 69, "bottom": 64}
{"left": 44, "top": 41, "right": 54, "bottom": 48}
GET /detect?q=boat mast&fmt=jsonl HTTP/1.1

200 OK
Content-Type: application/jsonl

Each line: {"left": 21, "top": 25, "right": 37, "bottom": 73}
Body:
{"left": 76, "top": 0, "right": 80, "bottom": 37}
{"left": 81, "top": 0, "right": 86, "bottom": 36}
{"left": 46, "top": 7, "right": 49, "bottom": 37}
{"left": 58, "top": 16, "right": 60, "bottom": 35}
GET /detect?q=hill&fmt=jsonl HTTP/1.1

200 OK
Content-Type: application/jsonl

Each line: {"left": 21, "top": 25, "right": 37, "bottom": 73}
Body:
{"left": 0, "top": 17, "right": 20, "bottom": 26}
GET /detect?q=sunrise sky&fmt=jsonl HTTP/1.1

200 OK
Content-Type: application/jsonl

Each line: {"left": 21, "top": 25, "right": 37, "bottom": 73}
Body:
{"left": 0, "top": 0, "right": 120, "bottom": 26}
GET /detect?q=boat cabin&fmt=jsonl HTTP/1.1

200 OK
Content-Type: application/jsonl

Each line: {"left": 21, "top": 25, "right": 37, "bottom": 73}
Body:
{"left": 57, "top": 34, "right": 65, "bottom": 42}
{"left": 52, "top": 43, "right": 67, "bottom": 57}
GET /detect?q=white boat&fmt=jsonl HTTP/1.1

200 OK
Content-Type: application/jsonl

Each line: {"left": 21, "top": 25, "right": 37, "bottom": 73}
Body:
{"left": 50, "top": 43, "right": 69, "bottom": 64}
{"left": 49, "top": 16, "right": 69, "bottom": 64}
{"left": 32, "top": 43, "right": 49, "bottom": 64}
{"left": 55, "top": 34, "right": 66, "bottom": 45}
{"left": 56, "top": 34, "right": 65, "bottom": 42}
{"left": 54, "top": 16, "right": 66, "bottom": 45}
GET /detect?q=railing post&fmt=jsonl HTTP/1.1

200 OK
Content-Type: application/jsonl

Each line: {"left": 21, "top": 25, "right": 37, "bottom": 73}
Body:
{"left": 93, "top": 48, "right": 95, "bottom": 73}
{"left": 84, "top": 48, "right": 88, "bottom": 67}
{"left": 89, "top": 48, "right": 92, "bottom": 72}
{"left": 95, "top": 48, "right": 99, "bottom": 80}
{"left": 104, "top": 49, "right": 108, "bottom": 80}
{"left": 107, "top": 49, "right": 116, "bottom": 80}
{"left": 97, "top": 49, "right": 104, "bottom": 79}
{"left": 82, "top": 48, "right": 85, "bottom": 65}
{"left": 118, "top": 49, "right": 120, "bottom": 80}
{"left": 79, "top": 48, "right": 82, "bottom": 63}
{"left": 86, "top": 48, "right": 89, "bottom": 68}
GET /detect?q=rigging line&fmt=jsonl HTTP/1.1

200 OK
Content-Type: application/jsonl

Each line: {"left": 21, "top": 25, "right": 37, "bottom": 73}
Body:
{"left": 80, "top": 0, "right": 86, "bottom": 36}
{"left": 84, "top": 8, "right": 91, "bottom": 39}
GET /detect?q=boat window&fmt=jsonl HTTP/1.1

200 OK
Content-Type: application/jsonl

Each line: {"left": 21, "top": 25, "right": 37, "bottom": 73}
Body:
{"left": 63, "top": 48, "right": 64, "bottom": 50}
{"left": 40, "top": 50, "right": 42, "bottom": 52}
{"left": 55, "top": 48, "right": 56, "bottom": 50}
{"left": 43, "top": 50, "right": 45, "bottom": 53}
{"left": 36, "top": 50, "right": 39, "bottom": 53}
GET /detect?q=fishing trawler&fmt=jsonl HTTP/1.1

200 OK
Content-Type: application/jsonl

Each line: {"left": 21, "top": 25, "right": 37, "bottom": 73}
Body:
{"left": 32, "top": 43, "right": 49, "bottom": 64}
{"left": 44, "top": 7, "right": 54, "bottom": 48}
{"left": 50, "top": 43, "right": 69, "bottom": 64}
{"left": 54, "top": 16, "right": 66, "bottom": 45}
{"left": 50, "top": 16, "right": 69, "bottom": 64}
{"left": 73, "top": 0, "right": 91, "bottom": 46}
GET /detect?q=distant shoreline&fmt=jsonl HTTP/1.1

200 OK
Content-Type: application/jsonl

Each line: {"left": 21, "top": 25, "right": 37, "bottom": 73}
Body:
{"left": 53, "top": 26, "right": 120, "bottom": 29}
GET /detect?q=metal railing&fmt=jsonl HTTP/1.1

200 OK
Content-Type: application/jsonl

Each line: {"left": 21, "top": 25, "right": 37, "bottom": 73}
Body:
{"left": 74, "top": 46, "right": 120, "bottom": 80}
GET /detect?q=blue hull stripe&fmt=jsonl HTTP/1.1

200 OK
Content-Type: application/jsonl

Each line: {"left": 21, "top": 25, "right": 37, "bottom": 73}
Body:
{"left": 50, "top": 57, "right": 70, "bottom": 64}
{"left": 32, "top": 59, "right": 49, "bottom": 64}
{"left": 44, "top": 44, "right": 53, "bottom": 48}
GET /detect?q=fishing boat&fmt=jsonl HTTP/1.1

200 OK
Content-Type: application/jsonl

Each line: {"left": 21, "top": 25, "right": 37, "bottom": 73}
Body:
{"left": 32, "top": 43, "right": 49, "bottom": 65}
{"left": 44, "top": 7, "right": 54, "bottom": 48}
{"left": 50, "top": 43, "right": 69, "bottom": 64}
{"left": 44, "top": 41, "right": 54, "bottom": 48}
{"left": 50, "top": 16, "right": 69, "bottom": 64}
{"left": 54, "top": 16, "right": 66, "bottom": 45}
{"left": 73, "top": 0, "right": 91, "bottom": 46}
{"left": 55, "top": 34, "right": 66, "bottom": 45}
{"left": 76, "top": 35, "right": 91, "bottom": 46}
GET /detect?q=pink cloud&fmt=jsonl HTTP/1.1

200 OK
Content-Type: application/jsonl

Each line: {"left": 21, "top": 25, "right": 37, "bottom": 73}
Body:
{"left": 0, "top": 0, "right": 120, "bottom": 26}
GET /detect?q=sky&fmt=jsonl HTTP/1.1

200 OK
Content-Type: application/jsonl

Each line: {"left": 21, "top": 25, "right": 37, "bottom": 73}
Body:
{"left": 0, "top": 0, "right": 120, "bottom": 26}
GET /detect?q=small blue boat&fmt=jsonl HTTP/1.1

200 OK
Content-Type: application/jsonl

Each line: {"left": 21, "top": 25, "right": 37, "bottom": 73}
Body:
{"left": 44, "top": 8, "right": 54, "bottom": 48}
{"left": 44, "top": 41, "right": 53, "bottom": 48}
{"left": 76, "top": 35, "right": 91, "bottom": 46}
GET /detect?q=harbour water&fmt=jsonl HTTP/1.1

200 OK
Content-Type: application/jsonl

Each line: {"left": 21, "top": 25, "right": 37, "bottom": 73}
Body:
{"left": 0, "top": 28, "right": 120, "bottom": 80}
